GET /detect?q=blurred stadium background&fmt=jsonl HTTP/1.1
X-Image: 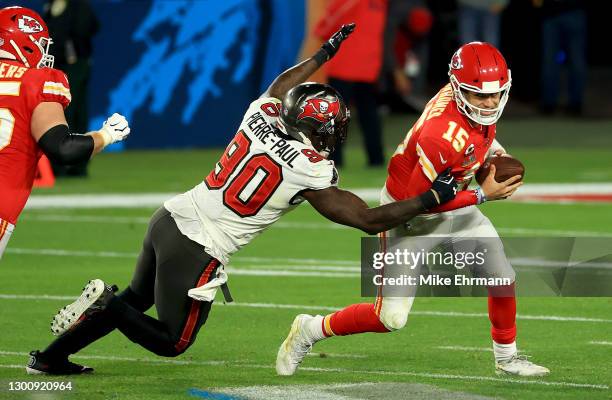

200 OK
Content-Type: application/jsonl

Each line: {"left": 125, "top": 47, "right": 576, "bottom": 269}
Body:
{"left": 0, "top": 1, "right": 611, "bottom": 399}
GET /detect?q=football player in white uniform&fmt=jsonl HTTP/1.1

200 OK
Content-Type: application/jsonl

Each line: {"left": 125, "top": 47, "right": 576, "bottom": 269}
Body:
{"left": 27, "top": 23, "right": 457, "bottom": 375}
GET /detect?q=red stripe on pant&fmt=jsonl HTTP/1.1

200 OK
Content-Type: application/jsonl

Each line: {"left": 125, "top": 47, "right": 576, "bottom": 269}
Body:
{"left": 174, "top": 259, "right": 219, "bottom": 353}
{"left": 374, "top": 231, "right": 387, "bottom": 316}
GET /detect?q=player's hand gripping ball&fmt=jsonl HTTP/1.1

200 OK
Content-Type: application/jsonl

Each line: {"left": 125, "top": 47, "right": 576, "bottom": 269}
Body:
{"left": 475, "top": 155, "right": 525, "bottom": 185}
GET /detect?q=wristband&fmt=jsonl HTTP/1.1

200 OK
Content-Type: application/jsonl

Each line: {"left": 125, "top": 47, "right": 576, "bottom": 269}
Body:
{"left": 313, "top": 47, "right": 329, "bottom": 67}
{"left": 419, "top": 190, "right": 439, "bottom": 210}
{"left": 475, "top": 187, "right": 487, "bottom": 204}
{"left": 99, "top": 129, "right": 113, "bottom": 147}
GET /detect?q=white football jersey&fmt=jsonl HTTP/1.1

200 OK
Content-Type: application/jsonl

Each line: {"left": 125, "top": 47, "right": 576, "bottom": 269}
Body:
{"left": 164, "top": 97, "right": 338, "bottom": 265}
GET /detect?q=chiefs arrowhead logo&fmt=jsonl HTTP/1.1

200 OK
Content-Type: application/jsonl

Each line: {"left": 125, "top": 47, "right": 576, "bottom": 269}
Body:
{"left": 450, "top": 49, "right": 463, "bottom": 70}
{"left": 18, "top": 15, "right": 43, "bottom": 34}
{"left": 297, "top": 98, "right": 340, "bottom": 123}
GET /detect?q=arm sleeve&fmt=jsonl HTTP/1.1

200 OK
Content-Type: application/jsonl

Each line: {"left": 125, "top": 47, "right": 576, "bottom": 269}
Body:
{"left": 429, "top": 190, "right": 478, "bottom": 212}
{"left": 405, "top": 135, "right": 478, "bottom": 213}
{"left": 37, "top": 124, "right": 94, "bottom": 165}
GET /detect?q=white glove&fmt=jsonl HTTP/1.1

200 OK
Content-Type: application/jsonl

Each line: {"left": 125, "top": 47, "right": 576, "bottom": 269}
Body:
{"left": 99, "top": 113, "right": 130, "bottom": 146}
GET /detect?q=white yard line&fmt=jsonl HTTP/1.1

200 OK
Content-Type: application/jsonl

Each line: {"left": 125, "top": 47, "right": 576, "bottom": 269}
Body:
{"left": 306, "top": 353, "right": 367, "bottom": 359}
{"left": 233, "top": 256, "right": 356, "bottom": 266}
{"left": 18, "top": 213, "right": 612, "bottom": 238}
{"left": 7, "top": 247, "right": 138, "bottom": 258}
{"left": 24, "top": 184, "right": 612, "bottom": 210}
{"left": 6, "top": 248, "right": 358, "bottom": 266}
{"left": 22, "top": 214, "right": 153, "bottom": 224}
{"left": 0, "top": 294, "right": 610, "bottom": 323}
{"left": 0, "top": 350, "right": 607, "bottom": 390}
{"left": 225, "top": 269, "right": 358, "bottom": 278}
{"left": 295, "top": 367, "right": 610, "bottom": 390}
{"left": 588, "top": 341, "right": 612, "bottom": 346}
{"left": 436, "top": 346, "right": 493, "bottom": 352}
{"left": 496, "top": 228, "right": 612, "bottom": 238}
{"left": 7, "top": 247, "right": 612, "bottom": 271}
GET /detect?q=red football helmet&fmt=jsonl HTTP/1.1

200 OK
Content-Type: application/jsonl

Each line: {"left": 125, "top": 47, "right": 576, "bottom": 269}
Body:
{"left": 0, "top": 6, "right": 54, "bottom": 69}
{"left": 448, "top": 42, "right": 511, "bottom": 125}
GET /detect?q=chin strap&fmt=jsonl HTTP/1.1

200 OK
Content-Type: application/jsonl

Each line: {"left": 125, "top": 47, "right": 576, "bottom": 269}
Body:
{"left": 295, "top": 131, "right": 312, "bottom": 146}
{"left": 278, "top": 121, "right": 314, "bottom": 147}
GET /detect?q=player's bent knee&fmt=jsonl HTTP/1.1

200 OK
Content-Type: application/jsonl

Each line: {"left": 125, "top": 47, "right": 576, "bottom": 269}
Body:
{"left": 379, "top": 310, "right": 409, "bottom": 331}
{"left": 151, "top": 343, "right": 184, "bottom": 358}
{"left": 378, "top": 297, "right": 414, "bottom": 331}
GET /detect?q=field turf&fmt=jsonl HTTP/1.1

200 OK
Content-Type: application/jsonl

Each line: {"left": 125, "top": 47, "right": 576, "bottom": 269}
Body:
{"left": 0, "top": 116, "right": 611, "bottom": 399}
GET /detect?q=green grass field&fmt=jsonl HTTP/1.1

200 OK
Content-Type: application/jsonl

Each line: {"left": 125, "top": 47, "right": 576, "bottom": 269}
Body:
{"left": 1, "top": 116, "right": 611, "bottom": 399}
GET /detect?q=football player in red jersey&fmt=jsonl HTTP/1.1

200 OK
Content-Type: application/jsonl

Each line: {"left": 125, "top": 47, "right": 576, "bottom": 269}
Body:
{"left": 0, "top": 6, "right": 130, "bottom": 260}
{"left": 277, "top": 42, "right": 550, "bottom": 377}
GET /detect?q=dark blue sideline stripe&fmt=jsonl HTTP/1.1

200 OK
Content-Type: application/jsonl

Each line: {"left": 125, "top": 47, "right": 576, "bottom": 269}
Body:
{"left": 188, "top": 388, "right": 246, "bottom": 400}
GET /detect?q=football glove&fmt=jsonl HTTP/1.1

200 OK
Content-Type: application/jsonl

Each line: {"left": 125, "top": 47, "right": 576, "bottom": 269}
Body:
{"left": 99, "top": 113, "right": 130, "bottom": 146}
{"left": 315, "top": 23, "right": 356, "bottom": 64}
{"left": 431, "top": 168, "right": 457, "bottom": 204}
{"left": 420, "top": 168, "right": 457, "bottom": 210}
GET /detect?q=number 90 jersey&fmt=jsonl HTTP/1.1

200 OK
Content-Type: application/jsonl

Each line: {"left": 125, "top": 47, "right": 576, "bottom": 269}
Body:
{"left": 164, "top": 97, "right": 338, "bottom": 265}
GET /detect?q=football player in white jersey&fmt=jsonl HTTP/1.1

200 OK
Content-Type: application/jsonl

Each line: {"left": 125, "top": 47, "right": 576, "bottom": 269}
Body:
{"left": 26, "top": 23, "right": 457, "bottom": 375}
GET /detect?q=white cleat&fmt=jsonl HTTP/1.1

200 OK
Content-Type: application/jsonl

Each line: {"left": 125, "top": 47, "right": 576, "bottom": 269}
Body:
{"left": 51, "top": 279, "right": 116, "bottom": 336}
{"left": 495, "top": 354, "right": 550, "bottom": 377}
{"left": 276, "top": 314, "right": 316, "bottom": 376}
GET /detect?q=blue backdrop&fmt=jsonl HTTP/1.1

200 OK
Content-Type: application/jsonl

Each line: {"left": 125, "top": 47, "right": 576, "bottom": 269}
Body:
{"left": 4, "top": 0, "right": 306, "bottom": 149}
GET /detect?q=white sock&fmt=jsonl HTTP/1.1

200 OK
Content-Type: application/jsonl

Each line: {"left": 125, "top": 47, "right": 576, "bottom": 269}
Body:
{"left": 303, "top": 315, "right": 326, "bottom": 342}
{"left": 493, "top": 341, "right": 517, "bottom": 363}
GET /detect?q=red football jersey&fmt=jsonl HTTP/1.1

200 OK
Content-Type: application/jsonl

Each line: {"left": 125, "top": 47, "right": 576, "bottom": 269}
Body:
{"left": 0, "top": 60, "right": 71, "bottom": 224}
{"left": 386, "top": 84, "right": 494, "bottom": 213}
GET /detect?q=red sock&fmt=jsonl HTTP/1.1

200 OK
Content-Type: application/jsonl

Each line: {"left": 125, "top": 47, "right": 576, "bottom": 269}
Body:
{"left": 323, "top": 303, "right": 389, "bottom": 336}
{"left": 488, "top": 283, "right": 517, "bottom": 344}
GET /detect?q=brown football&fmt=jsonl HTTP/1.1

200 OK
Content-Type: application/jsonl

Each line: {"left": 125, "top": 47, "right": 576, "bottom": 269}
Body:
{"left": 475, "top": 156, "right": 525, "bottom": 185}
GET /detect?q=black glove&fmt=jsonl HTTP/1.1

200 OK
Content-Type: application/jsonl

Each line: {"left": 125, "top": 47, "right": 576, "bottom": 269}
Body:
{"left": 313, "top": 23, "right": 356, "bottom": 65}
{"left": 420, "top": 168, "right": 458, "bottom": 210}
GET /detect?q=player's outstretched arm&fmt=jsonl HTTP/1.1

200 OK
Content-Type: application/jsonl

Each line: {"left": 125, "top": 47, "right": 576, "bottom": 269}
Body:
{"left": 303, "top": 169, "right": 457, "bottom": 235}
{"left": 262, "top": 23, "right": 355, "bottom": 100}
{"left": 32, "top": 103, "right": 130, "bottom": 164}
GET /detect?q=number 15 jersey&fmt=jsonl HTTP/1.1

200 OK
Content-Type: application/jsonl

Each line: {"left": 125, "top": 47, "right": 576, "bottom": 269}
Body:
{"left": 164, "top": 97, "right": 338, "bottom": 265}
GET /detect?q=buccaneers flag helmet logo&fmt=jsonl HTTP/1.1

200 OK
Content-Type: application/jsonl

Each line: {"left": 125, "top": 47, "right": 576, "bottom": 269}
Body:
{"left": 297, "top": 98, "right": 340, "bottom": 123}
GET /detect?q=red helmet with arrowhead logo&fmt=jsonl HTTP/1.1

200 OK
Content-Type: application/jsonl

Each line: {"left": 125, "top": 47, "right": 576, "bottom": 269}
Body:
{"left": 0, "top": 6, "right": 54, "bottom": 69}
{"left": 448, "top": 41, "right": 511, "bottom": 125}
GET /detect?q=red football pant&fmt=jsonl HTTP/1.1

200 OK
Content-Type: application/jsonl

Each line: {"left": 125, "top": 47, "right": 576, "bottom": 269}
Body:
{"left": 323, "top": 303, "right": 389, "bottom": 336}
{"left": 488, "top": 283, "right": 517, "bottom": 344}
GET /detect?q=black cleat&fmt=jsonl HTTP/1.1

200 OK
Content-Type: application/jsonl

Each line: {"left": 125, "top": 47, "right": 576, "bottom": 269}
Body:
{"left": 26, "top": 351, "right": 93, "bottom": 375}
